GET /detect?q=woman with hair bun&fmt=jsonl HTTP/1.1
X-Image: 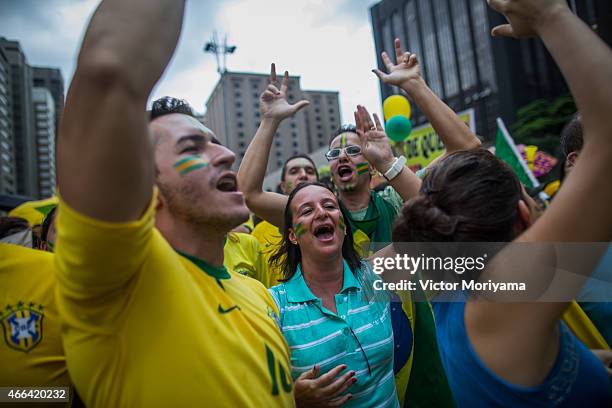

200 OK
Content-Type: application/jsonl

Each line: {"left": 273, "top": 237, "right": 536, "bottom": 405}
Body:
{"left": 392, "top": 0, "right": 612, "bottom": 406}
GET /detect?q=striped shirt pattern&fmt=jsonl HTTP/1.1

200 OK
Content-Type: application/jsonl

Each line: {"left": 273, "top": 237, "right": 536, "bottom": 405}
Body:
{"left": 269, "top": 260, "right": 399, "bottom": 408}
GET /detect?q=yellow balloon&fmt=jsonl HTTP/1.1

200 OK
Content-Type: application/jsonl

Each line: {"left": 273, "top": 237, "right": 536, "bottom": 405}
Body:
{"left": 383, "top": 95, "right": 411, "bottom": 120}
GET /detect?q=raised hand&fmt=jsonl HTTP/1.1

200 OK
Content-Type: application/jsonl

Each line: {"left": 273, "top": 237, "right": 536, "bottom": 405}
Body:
{"left": 260, "top": 63, "right": 310, "bottom": 122}
{"left": 372, "top": 38, "right": 421, "bottom": 92}
{"left": 488, "top": 0, "right": 569, "bottom": 38}
{"left": 354, "top": 105, "right": 395, "bottom": 172}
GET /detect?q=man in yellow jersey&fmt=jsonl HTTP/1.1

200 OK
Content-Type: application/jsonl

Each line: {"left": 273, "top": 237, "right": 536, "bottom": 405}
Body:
{"left": 224, "top": 231, "right": 272, "bottom": 287}
{"left": 251, "top": 153, "right": 318, "bottom": 286}
{"left": 53, "top": 1, "right": 293, "bottom": 407}
{"left": 0, "top": 244, "right": 70, "bottom": 388}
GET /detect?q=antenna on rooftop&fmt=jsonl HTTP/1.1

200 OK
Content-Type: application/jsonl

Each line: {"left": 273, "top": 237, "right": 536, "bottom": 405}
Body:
{"left": 203, "top": 31, "right": 236, "bottom": 74}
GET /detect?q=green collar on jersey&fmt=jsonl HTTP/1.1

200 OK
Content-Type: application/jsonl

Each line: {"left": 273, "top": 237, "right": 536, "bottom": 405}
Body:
{"left": 177, "top": 250, "right": 231, "bottom": 280}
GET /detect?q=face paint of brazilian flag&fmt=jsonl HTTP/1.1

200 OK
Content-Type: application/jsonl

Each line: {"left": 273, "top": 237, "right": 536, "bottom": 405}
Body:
{"left": 356, "top": 162, "right": 369, "bottom": 176}
{"left": 293, "top": 222, "right": 306, "bottom": 238}
{"left": 173, "top": 156, "right": 208, "bottom": 176}
{"left": 340, "top": 134, "right": 348, "bottom": 147}
{"left": 339, "top": 214, "right": 346, "bottom": 231}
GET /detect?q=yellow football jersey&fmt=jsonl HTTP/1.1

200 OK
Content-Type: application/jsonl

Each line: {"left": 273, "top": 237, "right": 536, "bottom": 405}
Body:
{"left": 0, "top": 244, "right": 70, "bottom": 387}
{"left": 9, "top": 196, "right": 59, "bottom": 227}
{"left": 54, "top": 198, "right": 295, "bottom": 408}
{"left": 224, "top": 232, "right": 272, "bottom": 287}
{"left": 252, "top": 220, "right": 285, "bottom": 286}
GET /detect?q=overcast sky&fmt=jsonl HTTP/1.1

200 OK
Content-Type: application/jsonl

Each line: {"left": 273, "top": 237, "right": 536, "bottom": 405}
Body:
{"left": 1, "top": 0, "right": 384, "bottom": 124}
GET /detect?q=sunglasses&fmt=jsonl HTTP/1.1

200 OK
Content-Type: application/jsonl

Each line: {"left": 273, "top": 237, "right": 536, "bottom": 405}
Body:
{"left": 325, "top": 145, "right": 362, "bottom": 161}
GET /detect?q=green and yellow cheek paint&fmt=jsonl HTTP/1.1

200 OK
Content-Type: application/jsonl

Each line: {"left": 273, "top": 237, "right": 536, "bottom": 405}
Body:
{"left": 284, "top": 181, "right": 293, "bottom": 191}
{"left": 293, "top": 222, "right": 307, "bottom": 238}
{"left": 338, "top": 214, "right": 346, "bottom": 231}
{"left": 173, "top": 156, "right": 208, "bottom": 176}
{"left": 356, "top": 162, "right": 370, "bottom": 176}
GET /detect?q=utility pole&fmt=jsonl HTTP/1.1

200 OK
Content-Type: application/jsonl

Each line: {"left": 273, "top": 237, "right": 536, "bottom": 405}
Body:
{"left": 203, "top": 31, "right": 237, "bottom": 74}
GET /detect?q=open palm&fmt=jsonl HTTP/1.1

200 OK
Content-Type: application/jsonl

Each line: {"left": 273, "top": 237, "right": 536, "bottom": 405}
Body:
{"left": 354, "top": 105, "right": 395, "bottom": 171}
{"left": 260, "top": 63, "right": 309, "bottom": 121}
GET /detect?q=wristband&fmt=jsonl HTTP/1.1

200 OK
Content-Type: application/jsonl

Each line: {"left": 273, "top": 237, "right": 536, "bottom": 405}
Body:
{"left": 383, "top": 155, "right": 406, "bottom": 181}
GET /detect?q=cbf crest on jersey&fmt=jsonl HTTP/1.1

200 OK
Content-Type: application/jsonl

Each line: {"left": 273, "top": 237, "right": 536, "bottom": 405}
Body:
{"left": 1, "top": 302, "right": 44, "bottom": 352}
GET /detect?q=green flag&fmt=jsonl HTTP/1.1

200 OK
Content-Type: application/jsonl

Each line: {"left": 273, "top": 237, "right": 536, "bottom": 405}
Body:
{"left": 495, "top": 118, "right": 539, "bottom": 188}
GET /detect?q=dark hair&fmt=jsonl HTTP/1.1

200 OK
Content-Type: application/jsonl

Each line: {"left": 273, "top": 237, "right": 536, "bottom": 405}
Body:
{"left": 270, "top": 182, "right": 362, "bottom": 281}
{"left": 149, "top": 96, "right": 221, "bottom": 146}
{"left": 41, "top": 206, "right": 58, "bottom": 243}
{"left": 393, "top": 149, "right": 522, "bottom": 243}
{"left": 560, "top": 113, "right": 583, "bottom": 157}
{"left": 281, "top": 154, "right": 319, "bottom": 181}
{"left": 329, "top": 124, "right": 357, "bottom": 145}
{"left": 0, "top": 216, "right": 29, "bottom": 239}
{"left": 149, "top": 96, "right": 196, "bottom": 121}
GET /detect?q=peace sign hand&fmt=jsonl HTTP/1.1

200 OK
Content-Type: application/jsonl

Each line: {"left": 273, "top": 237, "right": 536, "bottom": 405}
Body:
{"left": 372, "top": 38, "right": 422, "bottom": 93}
{"left": 260, "top": 63, "right": 310, "bottom": 122}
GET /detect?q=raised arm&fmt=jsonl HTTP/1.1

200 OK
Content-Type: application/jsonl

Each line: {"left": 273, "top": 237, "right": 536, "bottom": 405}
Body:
{"left": 373, "top": 39, "right": 481, "bottom": 154}
{"left": 58, "top": 0, "right": 185, "bottom": 222}
{"left": 354, "top": 105, "right": 421, "bottom": 201}
{"left": 237, "top": 64, "right": 309, "bottom": 228}
{"left": 465, "top": 0, "right": 612, "bottom": 385}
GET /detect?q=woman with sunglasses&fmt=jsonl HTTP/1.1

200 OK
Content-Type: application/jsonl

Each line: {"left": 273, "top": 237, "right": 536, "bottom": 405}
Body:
{"left": 269, "top": 181, "right": 399, "bottom": 407}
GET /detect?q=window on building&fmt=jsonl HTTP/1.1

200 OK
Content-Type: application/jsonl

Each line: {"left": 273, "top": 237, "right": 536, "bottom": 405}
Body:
{"left": 471, "top": 0, "right": 497, "bottom": 91}
{"left": 434, "top": 0, "right": 459, "bottom": 97}
{"left": 450, "top": 0, "right": 477, "bottom": 91}
{"left": 237, "top": 122, "right": 244, "bottom": 128}
{"left": 391, "top": 12, "right": 406, "bottom": 51}
{"left": 418, "top": 0, "right": 443, "bottom": 96}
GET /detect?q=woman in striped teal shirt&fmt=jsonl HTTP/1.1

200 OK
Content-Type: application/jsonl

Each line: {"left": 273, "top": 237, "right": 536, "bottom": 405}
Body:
{"left": 269, "top": 182, "right": 399, "bottom": 407}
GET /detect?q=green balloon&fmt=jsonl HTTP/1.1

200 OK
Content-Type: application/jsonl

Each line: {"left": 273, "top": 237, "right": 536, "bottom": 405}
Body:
{"left": 385, "top": 115, "right": 413, "bottom": 142}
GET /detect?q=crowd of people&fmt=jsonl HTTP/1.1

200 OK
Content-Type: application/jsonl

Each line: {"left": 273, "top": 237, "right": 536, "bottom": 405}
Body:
{"left": 1, "top": 0, "right": 612, "bottom": 406}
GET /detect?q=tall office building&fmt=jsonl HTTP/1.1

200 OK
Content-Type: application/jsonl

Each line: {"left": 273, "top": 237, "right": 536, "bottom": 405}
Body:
{"left": 370, "top": 0, "right": 609, "bottom": 139}
{"left": 0, "top": 38, "right": 64, "bottom": 200}
{"left": 204, "top": 71, "right": 340, "bottom": 174}
{"left": 32, "top": 87, "right": 56, "bottom": 198}
{"left": 302, "top": 90, "right": 341, "bottom": 152}
{"left": 0, "top": 38, "right": 37, "bottom": 197}
{"left": 32, "top": 67, "right": 64, "bottom": 136}
{"left": 0, "top": 46, "right": 16, "bottom": 195}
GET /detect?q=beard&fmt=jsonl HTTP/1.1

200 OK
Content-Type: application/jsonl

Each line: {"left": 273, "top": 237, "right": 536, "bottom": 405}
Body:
{"left": 157, "top": 180, "right": 247, "bottom": 232}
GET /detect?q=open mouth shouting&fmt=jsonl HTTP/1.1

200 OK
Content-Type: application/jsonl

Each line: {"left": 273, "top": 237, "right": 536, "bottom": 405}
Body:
{"left": 313, "top": 222, "right": 336, "bottom": 243}
{"left": 216, "top": 172, "right": 243, "bottom": 199}
{"left": 337, "top": 165, "right": 354, "bottom": 182}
